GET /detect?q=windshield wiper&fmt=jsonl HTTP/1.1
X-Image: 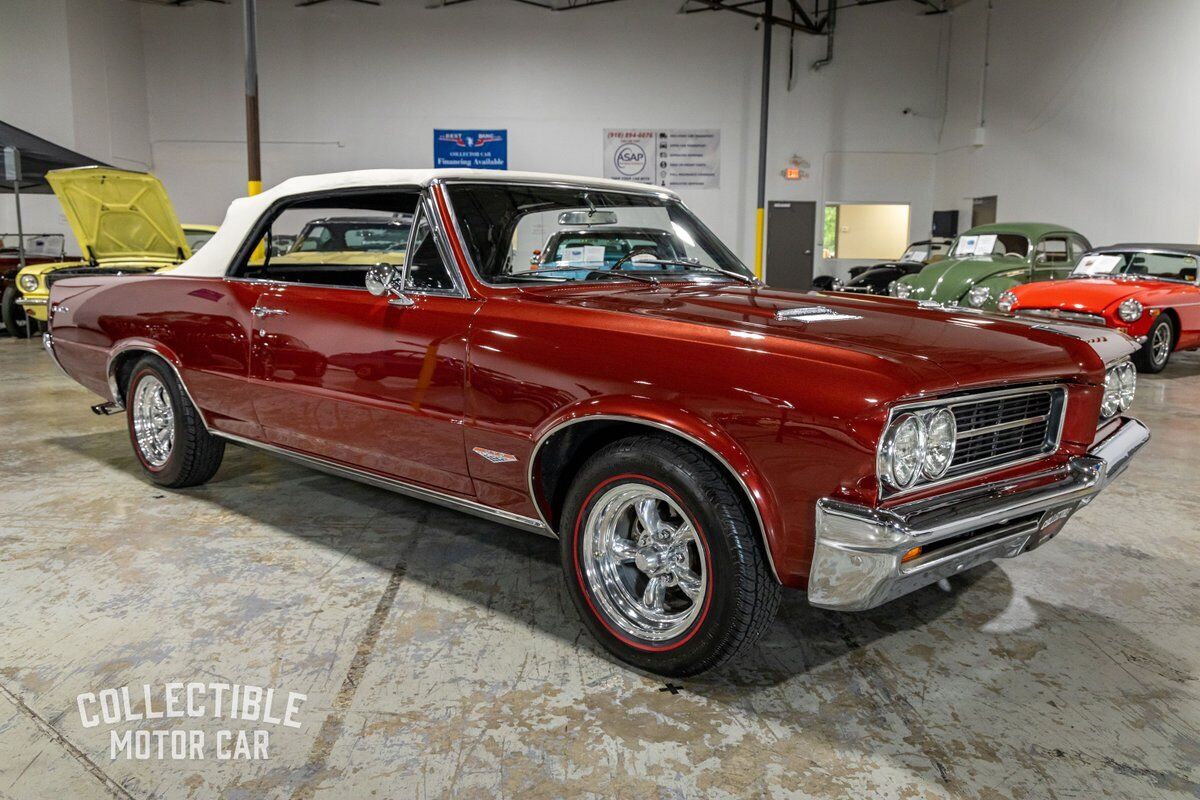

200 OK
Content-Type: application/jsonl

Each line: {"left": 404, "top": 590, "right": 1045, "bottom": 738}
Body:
{"left": 505, "top": 266, "right": 659, "bottom": 285}
{"left": 628, "top": 258, "right": 759, "bottom": 286}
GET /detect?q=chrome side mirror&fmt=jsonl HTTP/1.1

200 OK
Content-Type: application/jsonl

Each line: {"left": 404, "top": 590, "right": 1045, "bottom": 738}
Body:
{"left": 365, "top": 262, "right": 414, "bottom": 307}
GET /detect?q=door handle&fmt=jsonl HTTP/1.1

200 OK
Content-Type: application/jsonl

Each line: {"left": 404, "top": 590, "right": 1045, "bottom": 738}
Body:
{"left": 251, "top": 306, "right": 287, "bottom": 318}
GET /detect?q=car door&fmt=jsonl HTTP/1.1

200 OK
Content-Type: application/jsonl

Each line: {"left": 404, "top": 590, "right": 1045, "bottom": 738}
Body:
{"left": 1033, "top": 234, "right": 1073, "bottom": 280}
{"left": 246, "top": 191, "right": 478, "bottom": 495}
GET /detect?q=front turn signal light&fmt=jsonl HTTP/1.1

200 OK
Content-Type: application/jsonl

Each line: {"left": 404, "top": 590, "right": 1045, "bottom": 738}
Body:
{"left": 901, "top": 547, "right": 923, "bottom": 563}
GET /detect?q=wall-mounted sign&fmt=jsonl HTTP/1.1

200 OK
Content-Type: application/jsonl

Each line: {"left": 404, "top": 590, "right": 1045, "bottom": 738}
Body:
{"left": 434, "top": 129, "right": 507, "bottom": 170}
{"left": 781, "top": 155, "right": 810, "bottom": 181}
{"left": 603, "top": 129, "right": 720, "bottom": 189}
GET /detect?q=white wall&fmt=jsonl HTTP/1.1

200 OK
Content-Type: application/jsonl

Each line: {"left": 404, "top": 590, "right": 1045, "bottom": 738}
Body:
{"left": 135, "top": 0, "right": 946, "bottom": 278}
{"left": 934, "top": 0, "right": 1200, "bottom": 246}
{"left": 2, "top": 0, "right": 945, "bottom": 276}
{"left": 0, "top": 0, "right": 151, "bottom": 249}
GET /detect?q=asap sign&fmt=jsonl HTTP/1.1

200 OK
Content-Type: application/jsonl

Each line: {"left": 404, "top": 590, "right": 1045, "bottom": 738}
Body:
{"left": 614, "top": 143, "right": 646, "bottom": 176}
{"left": 604, "top": 130, "right": 655, "bottom": 183}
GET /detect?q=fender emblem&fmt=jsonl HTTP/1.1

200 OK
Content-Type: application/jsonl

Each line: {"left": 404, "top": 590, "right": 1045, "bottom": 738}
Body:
{"left": 472, "top": 447, "right": 518, "bottom": 464}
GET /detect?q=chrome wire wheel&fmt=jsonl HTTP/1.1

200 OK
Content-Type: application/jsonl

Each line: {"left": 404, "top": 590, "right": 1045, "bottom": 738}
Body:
{"left": 580, "top": 483, "right": 707, "bottom": 642}
{"left": 132, "top": 375, "right": 175, "bottom": 468}
{"left": 1151, "top": 322, "right": 1172, "bottom": 366}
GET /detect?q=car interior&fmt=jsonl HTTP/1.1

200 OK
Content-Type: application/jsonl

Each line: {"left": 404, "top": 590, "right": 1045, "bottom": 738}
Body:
{"left": 234, "top": 191, "right": 457, "bottom": 292}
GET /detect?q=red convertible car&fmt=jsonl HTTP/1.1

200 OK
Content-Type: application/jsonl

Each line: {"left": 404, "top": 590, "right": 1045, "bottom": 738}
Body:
{"left": 42, "top": 170, "right": 1149, "bottom": 676}
{"left": 999, "top": 243, "right": 1200, "bottom": 372}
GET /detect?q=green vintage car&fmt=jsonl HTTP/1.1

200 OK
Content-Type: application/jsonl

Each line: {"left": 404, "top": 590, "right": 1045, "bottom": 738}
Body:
{"left": 890, "top": 222, "right": 1092, "bottom": 310}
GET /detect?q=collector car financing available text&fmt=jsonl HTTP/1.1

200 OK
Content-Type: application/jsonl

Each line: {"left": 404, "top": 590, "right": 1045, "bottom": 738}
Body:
{"left": 41, "top": 168, "right": 1149, "bottom": 676}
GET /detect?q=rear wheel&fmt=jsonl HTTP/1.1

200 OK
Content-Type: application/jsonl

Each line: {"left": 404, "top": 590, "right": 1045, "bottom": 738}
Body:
{"left": 125, "top": 356, "right": 225, "bottom": 487}
{"left": 560, "top": 435, "right": 780, "bottom": 677}
{"left": 2, "top": 285, "right": 31, "bottom": 338}
{"left": 1134, "top": 316, "right": 1174, "bottom": 373}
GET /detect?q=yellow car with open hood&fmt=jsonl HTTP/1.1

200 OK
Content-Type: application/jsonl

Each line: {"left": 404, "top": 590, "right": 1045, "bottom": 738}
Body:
{"left": 14, "top": 167, "right": 213, "bottom": 325}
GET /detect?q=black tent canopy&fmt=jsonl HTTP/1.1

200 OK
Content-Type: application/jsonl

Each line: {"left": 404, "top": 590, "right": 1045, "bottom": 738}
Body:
{"left": 0, "top": 120, "right": 110, "bottom": 193}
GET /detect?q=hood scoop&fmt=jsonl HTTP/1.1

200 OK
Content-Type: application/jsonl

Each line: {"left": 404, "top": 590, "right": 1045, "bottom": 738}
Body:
{"left": 775, "top": 304, "right": 863, "bottom": 323}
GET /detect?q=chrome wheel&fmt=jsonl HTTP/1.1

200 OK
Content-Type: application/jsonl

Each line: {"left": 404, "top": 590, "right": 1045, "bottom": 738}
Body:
{"left": 1151, "top": 322, "right": 1172, "bottom": 366}
{"left": 132, "top": 375, "right": 174, "bottom": 467}
{"left": 580, "top": 483, "right": 707, "bottom": 642}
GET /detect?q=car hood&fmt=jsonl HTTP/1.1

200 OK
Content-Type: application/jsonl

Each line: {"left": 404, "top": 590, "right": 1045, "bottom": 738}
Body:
{"left": 904, "top": 256, "right": 1028, "bottom": 301}
{"left": 47, "top": 167, "right": 191, "bottom": 264}
{"left": 522, "top": 283, "right": 1122, "bottom": 391}
{"left": 1011, "top": 277, "right": 1161, "bottom": 312}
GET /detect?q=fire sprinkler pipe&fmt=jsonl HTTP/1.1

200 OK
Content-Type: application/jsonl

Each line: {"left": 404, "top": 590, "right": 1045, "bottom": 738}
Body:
{"left": 812, "top": 0, "right": 836, "bottom": 71}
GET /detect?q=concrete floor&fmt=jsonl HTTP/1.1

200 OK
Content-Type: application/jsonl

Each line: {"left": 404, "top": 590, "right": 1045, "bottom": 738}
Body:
{"left": 0, "top": 336, "right": 1197, "bottom": 800}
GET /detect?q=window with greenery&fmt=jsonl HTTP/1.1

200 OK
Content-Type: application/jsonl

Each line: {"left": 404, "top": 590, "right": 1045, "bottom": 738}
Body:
{"left": 822, "top": 205, "right": 839, "bottom": 259}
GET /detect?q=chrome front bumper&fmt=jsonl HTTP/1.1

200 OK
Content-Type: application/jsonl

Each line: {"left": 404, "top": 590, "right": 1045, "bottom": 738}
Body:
{"left": 807, "top": 416, "right": 1150, "bottom": 611}
{"left": 15, "top": 296, "right": 47, "bottom": 306}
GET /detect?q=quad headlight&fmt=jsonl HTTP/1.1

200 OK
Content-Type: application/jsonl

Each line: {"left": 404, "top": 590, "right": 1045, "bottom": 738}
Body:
{"left": 878, "top": 408, "right": 957, "bottom": 489}
{"left": 1101, "top": 360, "right": 1137, "bottom": 419}
{"left": 997, "top": 291, "right": 1018, "bottom": 313}
{"left": 1117, "top": 298, "right": 1143, "bottom": 323}
{"left": 17, "top": 273, "right": 39, "bottom": 293}
{"left": 966, "top": 285, "right": 991, "bottom": 307}
{"left": 893, "top": 281, "right": 912, "bottom": 299}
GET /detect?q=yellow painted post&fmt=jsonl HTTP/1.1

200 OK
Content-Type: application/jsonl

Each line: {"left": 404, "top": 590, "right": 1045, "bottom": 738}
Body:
{"left": 754, "top": 207, "right": 765, "bottom": 280}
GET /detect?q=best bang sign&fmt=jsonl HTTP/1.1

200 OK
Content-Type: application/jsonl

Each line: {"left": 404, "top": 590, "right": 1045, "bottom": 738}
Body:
{"left": 434, "top": 129, "right": 507, "bottom": 170}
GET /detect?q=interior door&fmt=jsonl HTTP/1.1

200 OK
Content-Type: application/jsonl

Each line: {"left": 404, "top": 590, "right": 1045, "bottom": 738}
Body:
{"left": 249, "top": 284, "right": 477, "bottom": 495}
{"left": 766, "top": 201, "right": 816, "bottom": 290}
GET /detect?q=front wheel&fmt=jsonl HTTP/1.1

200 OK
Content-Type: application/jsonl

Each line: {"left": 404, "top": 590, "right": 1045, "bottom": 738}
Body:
{"left": 560, "top": 435, "right": 780, "bottom": 677}
{"left": 126, "top": 356, "right": 225, "bottom": 488}
{"left": 1134, "top": 316, "right": 1174, "bottom": 373}
{"left": 2, "top": 285, "right": 31, "bottom": 338}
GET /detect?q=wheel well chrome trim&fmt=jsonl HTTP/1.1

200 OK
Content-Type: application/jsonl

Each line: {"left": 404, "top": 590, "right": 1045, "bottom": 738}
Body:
{"left": 527, "top": 414, "right": 781, "bottom": 583}
{"left": 105, "top": 345, "right": 211, "bottom": 431}
{"left": 216, "top": 431, "right": 549, "bottom": 536}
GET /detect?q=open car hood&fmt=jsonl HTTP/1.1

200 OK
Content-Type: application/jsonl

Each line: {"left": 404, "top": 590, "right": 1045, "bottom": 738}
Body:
{"left": 46, "top": 167, "right": 190, "bottom": 264}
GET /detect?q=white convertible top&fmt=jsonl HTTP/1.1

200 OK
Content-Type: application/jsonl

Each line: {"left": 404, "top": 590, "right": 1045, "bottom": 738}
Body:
{"left": 170, "top": 169, "right": 676, "bottom": 278}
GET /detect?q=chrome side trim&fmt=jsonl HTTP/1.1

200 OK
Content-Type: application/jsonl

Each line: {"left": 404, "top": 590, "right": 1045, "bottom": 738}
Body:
{"left": 42, "top": 333, "right": 72, "bottom": 380}
{"left": 104, "top": 346, "right": 210, "bottom": 425}
{"left": 216, "top": 432, "right": 549, "bottom": 537}
{"left": 526, "top": 414, "right": 780, "bottom": 582}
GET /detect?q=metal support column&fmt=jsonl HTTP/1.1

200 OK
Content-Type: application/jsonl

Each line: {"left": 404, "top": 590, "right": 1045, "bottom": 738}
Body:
{"left": 243, "top": 0, "right": 262, "bottom": 196}
{"left": 753, "top": 0, "right": 773, "bottom": 280}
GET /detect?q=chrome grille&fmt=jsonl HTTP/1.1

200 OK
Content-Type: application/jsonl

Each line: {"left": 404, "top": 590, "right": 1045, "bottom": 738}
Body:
{"left": 1016, "top": 309, "right": 1106, "bottom": 326}
{"left": 947, "top": 389, "right": 1062, "bottom": 474}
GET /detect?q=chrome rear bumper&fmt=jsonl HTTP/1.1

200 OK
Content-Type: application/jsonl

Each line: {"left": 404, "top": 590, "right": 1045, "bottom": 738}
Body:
{"left": 807, "top": 416, "right": 1150, "bottom": 611}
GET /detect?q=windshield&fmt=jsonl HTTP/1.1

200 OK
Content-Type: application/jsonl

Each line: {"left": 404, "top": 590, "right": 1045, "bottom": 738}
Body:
{"left": 899, "top": 245, "right": 929, "bottom": 262}
{"left": 290, "top": 218, "right": 412, "bottom": 254}
{"left": 184, "top": 230, "right": 215, "bottom": 252}
{"left": 1074, "top": 251, "right": 1199, "bottom": 282}
{"left": 444, "top": 183, "right": 751, "bottom": 284}
{"left": 0, "top": 233, "right": 65, "bottom": 257}
{"left": 952, "top": 233, "right": 1029, "bottom": 259}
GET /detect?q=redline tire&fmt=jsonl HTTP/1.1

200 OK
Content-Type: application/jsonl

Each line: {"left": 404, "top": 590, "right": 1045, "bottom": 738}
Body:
{"left": 560, "top": 435, "right": 780, "bottom": 677}
{"left": 125, "top": 356, "right": 225, "bottom": 488}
